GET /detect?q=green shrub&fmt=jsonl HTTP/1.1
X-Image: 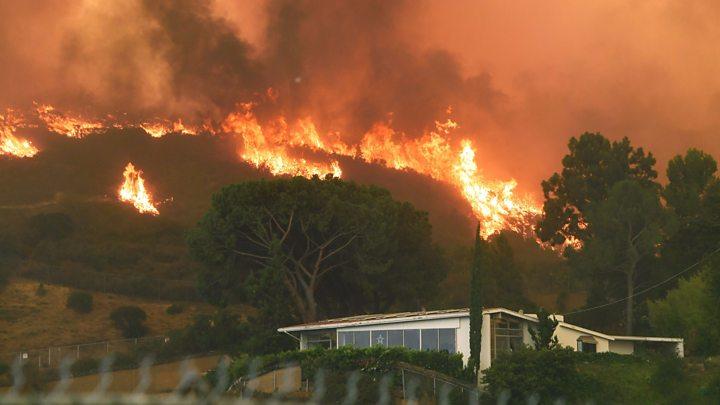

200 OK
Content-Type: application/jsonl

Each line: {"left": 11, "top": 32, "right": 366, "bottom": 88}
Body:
{"left": 166, "top": 303, "right": 184, "bottom": 315}
{"left": 650, "top": 356, "right": 691, "bottom": 403}
{"left": 70, "top": 358, "right": 100, "bottom": 377}
{"left": 482, "top": 347, "right": 601, "bottom": 404}
{"left": 0, "top": 361, "right": 9, "bottom": 376}
{"left": 35, "top": 283, "right": 47, "bottom": 297}
{"left": 66, "top": 291, "right": 93, "bottom": 314}
{"left": 110, "top": 306, "right": 148, "bottom": 338}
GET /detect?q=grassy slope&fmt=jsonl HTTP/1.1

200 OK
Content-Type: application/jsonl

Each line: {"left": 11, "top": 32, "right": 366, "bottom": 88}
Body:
{"left": 0, "top": 278, "right": 224, "bottom": 352}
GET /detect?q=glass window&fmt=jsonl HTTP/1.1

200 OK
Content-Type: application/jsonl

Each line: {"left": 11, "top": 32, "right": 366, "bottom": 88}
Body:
{"left": 439, "top": 329, "right": 456, "bottom": 352}
{"left": 372, "top": 330, "right": 388, "bottom": 346}
{"left": 388, "top": 330, "right": 403, "bottom": 347}
{"left": 421, "top": 329, "right": 439, "bottom": 351}
{"left": 404, "top": 329, "right": 420, "bottom": 350}
{"left": 354, "top": 331, "right": 370, "bottom": 348}
{"left": 338, "top": 331, "right": 353, "bottom": 347}
{"left": 578, "top": 340, "right": 597, "bottom": 353}
{"left": 491, "top": 318, "right": 524, "bottom": 359}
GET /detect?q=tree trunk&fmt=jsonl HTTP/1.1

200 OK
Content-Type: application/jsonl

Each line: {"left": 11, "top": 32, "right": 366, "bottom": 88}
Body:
{"left": 625, "top": 270, "right": 634, "bottom": 335}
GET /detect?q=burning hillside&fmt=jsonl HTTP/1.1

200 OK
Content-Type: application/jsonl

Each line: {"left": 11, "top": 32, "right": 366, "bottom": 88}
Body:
{"left": 1, "top": 102, "right": 539, "bottom": 236}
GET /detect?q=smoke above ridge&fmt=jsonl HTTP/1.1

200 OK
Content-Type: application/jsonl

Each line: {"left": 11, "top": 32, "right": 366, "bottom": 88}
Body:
{"left": 2, "top": 0, "right": 720, "bottom": 194}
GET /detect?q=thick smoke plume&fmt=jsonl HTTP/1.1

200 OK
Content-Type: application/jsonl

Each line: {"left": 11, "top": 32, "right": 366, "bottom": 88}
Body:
{"left": 2, "top": 0, "right": 720, "bottom": 193}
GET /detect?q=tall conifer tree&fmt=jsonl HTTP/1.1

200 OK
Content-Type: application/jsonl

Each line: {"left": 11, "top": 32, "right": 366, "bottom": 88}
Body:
{"left": 469, "top": 223, "right": 485, "bottom": 384}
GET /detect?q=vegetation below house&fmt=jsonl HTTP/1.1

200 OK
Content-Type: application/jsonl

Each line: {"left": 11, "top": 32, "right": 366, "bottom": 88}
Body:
{"left": 483, "top": 348, "right": 720, "bottom": 404}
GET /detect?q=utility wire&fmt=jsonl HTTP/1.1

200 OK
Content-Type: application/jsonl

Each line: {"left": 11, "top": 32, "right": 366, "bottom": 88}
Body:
{"left": 563, "top": 244, "right": 720, "bottom": 317}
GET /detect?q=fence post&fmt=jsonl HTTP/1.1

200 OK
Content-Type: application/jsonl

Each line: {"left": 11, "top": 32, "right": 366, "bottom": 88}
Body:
{"left": 273, "top": 369, "right": 277, "bottom": 392}
{"left": 401, "top": 368, "right": 406, "bottom": 399}
{"left": 48, "top": 347, "right": 51, "bottom": 366}
{"left": 433, "top": 376, "right": 436, "bottom": 395}
{"left": 76, "top": 345, "right": 80, "bottom": 359}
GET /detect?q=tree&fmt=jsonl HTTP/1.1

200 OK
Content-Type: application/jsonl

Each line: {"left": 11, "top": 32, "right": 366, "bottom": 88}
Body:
{"left": 66, "top": 291, "right": 93, "bottom": 314}
{"left": 661, "top": 149, "right": 720, "bottom": 288}
{"left": 484, "top": 233, "right": 529, "bottom": 309}
{"left": 469, "top": 224, "right": 485, "bottom": 384}
{"left": 529, "top": 308, "right": 559, "bottom": 350}
{"left": 537, "top": 133, "right": 657, "bottom": 247}
{"left": 648, "top": 270, "right": 720, "bottom": 355}
{"left": 110, "top": 306, "right": 148, "bottom": 338}
{"left": 581, "top": 180, "right": 665, "bottom": 334}
{"left": 189, "top": 176, "right": 444, "bottom": 323}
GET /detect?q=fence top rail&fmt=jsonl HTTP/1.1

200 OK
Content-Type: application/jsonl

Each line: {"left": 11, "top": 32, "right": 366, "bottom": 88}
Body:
{"left": 395, "top": 361, "right": 477, "bottom": 392}
{"left": 1, "top": 334, "right": 168, "bottom": 357}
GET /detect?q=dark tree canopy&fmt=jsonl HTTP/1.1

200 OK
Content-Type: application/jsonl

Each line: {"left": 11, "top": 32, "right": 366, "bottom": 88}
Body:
{"left": 189, "top": 176, "right": 445, "bottom": 323}
{"left": 537, "top": 133, "right": 657, "bottom": 247}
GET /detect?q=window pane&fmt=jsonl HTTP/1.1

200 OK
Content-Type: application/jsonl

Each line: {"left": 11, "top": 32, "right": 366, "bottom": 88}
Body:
{"left": 354, "top": 331, "right": 370, "bottom": 348}
{"left": 338, "top": 332, "right": 353, "bottom": 347}
{"left": 388, "top": 330, "right": 403, "bottom": 347}
{"left": 421, "top": 329, "right": 439, "bottom": 351}
{"left": 404, "top": 330, "right": 420, "bottom": 350}
{"left": 372, "top": 330, "right": 388, "bottom": 346}
{"left": 439, "top": 329, "right": 456, "bottom": 352}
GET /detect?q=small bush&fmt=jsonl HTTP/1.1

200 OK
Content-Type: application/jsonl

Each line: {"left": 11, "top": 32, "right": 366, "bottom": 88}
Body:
{"left": 110, "top": 306, "right": 148, "bottom": 338}
{"left": 166, "top": 303, "right": 184, "bottom": 315}
{"left": 70, "top": 358, "right": 99, "bottom": 377}
{"left": 66, "top": 291, "right": 93, "bottom": 314}
{"left": 35, "top": 283, "right": 47, "bottom": 297}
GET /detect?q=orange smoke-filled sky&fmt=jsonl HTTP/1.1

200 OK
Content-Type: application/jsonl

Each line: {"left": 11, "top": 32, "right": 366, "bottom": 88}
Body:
{"left": 2, "top": 0, "right": 719, "bottom": 197}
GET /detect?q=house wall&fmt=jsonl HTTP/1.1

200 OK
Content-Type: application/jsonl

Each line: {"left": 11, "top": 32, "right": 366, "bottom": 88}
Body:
{"left": 609, "top": 340, "right": 635, "bottom": 355}
{"left": 554, "top": 325, "right": 611, "bottom": 352}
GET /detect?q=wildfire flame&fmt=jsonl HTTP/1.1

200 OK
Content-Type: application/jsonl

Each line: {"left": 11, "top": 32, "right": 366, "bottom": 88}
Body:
{"left": 35, "top": 104, "right": 104, "bottom": 138}
{"left": 220, "top": 105, "right": 541, "bottom": 237}
{"left": 118, "top": 162, "right": 160, "bottom": 215}
{"left": 0, "top": 110, "right": 39, "bottom": 158}
{"left": 140, "top": 119, "right": 200, "bottom": 138}
{"left": 222, "top": 103, "right": 343, "bottom": 178}
{"left": 9, "top": 101, "right": 541, "bottom": 235}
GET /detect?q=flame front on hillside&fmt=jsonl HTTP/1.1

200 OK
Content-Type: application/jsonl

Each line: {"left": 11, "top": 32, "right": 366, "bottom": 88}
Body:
{"left": 0, "top": 110, "right": 38, "bottom": 158}
{"left": 35, "top": 104, "right": 103, "bottom": 138}
{"left": 118, "top": 163, "right": 159, "bottom": 215}
{"left": 220, "top": 105, "right": 540, "bottom": 237}
{"left": 8, "top": 102, "right": 540, "bottom": 235}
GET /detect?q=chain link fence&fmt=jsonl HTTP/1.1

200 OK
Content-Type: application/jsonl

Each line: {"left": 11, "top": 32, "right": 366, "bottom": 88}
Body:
{"left": 0, "top": 335, "right": 169, "bottom": 370}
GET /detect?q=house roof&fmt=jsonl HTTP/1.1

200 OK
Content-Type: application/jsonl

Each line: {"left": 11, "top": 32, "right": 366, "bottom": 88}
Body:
{"left": 277, "top": 307, "right": 543, "bottom": 332}
{"left": 278, "top": 307, "right": 683, "bottom": 344}
{"left": 278, "top": 308, "right": 471, "bottom": 332}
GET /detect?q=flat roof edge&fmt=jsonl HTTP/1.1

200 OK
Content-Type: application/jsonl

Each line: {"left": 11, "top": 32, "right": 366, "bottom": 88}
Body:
{"left": 278, "top": 311, "right": 470, "bottom": 332}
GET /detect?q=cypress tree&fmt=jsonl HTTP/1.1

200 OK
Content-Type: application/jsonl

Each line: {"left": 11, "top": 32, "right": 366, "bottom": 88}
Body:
{"left": 469, "top": 223, "right": 485, "bottom": 385}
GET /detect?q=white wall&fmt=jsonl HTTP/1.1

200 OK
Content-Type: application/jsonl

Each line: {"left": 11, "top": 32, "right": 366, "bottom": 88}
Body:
{"left": 609, "top": 340, "right": 635, "bottom": 355}
{"left": 554, "top": 325, "right": 610, "bottom": 352}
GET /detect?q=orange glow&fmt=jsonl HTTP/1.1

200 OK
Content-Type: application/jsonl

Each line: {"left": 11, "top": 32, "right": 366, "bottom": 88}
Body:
{"left": 35, "top": 104, "right": 104, "bottom": 138}
{"left": 118, "top": 162, "right": 160, "bottom": 215}
{"left": 0, "top": 110, "right": 38, "bottom": 158}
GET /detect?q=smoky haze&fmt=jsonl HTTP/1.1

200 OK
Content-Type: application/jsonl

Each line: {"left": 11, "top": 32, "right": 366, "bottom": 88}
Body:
{"left": 1, "top": 0, "right": 719, "bottom": 195}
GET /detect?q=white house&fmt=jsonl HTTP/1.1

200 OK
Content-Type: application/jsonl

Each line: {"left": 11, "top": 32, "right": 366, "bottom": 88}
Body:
{"left": 278, "top": 307, "right": 684, "bottom": 371}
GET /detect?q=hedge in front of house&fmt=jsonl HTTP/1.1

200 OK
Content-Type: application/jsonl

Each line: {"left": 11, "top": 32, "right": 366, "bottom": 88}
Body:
{"left": 228, "top": 346, "right": 470, "bottom": 383}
